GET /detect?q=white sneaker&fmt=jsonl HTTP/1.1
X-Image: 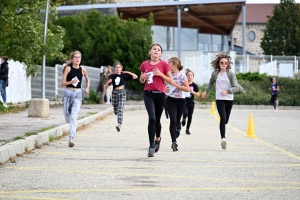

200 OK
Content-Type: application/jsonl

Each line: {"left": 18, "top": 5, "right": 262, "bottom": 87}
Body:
{"left": 106, "top": 102, "right": 111, "bottom": 104}
{"left": 69, "top": 138, "right": 75, "bottom": 147}
{"left": 3, "top": 103, "right": 8, "bottom": 108}
{"left": 221, "top": 138, "right": 227, "bottom": 149}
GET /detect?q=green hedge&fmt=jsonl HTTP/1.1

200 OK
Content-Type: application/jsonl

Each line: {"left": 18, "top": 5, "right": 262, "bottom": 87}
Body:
{"left": 197, "top": 72, "right": 300, "bottom": 106}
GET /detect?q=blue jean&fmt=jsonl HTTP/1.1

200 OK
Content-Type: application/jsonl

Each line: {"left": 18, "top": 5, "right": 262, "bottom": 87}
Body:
{"left": 63, "top": 89, "right": 82, "bottom": 140}
{"left": 0, "top": 79, "right": 6, "bottom": 103}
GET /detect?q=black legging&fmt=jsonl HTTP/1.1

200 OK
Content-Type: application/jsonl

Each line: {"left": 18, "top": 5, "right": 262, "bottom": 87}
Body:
{"left": 216, "top": 100, "right": 233, "bottom": 139}
{"left": 164, "top": 96, "right": 169, "bottom": 119}
{"left": 270, "top": 94, "right": 278, "bottom": 109}
{"left": 143, "top": 91, "right": 166, "bottom": 147}
{"left": 167, "top": 97, "right": 186, "bottom": 143}
{"left": 182, "top": 100, "right": 195, "bottom": 130}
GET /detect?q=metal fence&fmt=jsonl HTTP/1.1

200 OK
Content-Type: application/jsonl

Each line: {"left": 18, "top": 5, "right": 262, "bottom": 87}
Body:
{"left": 162, "top": 51, "right": 300, "bottom": 85}
{"left": 31, "top": 65, "right": 102, "bottom": 100}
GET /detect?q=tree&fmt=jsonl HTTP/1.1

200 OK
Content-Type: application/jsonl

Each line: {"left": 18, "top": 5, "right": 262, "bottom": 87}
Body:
{"left": 0, "top": 0, "right": 67, "bottom": 76}
{"left": 54, "top": 10, "right": 153, "bottom": 91}
{"left": 261, "top": 0, "right": 300, "bottom": 56}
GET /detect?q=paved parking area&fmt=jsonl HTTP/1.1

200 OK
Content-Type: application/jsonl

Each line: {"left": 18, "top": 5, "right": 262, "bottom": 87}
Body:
{"left": 0, "top": 107, "right": 299, "bottom": 199}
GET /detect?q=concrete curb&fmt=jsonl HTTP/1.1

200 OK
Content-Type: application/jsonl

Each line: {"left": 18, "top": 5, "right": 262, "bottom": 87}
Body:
{"left": 0, "top": 106, "right": 111, "bottom": 164}
{"left": 0, "top": 104, "right": 148, "bottom": 164}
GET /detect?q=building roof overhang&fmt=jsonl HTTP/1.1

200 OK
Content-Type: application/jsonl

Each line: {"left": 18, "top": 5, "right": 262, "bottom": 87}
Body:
{"left": 57, "top": 0, "right": 246, "bottom": 35}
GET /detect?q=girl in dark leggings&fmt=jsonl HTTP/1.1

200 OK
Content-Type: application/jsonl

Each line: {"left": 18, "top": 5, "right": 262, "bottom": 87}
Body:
{"left": 269, "top": 77, "right": 279, "bottom": 112}
{"left": 139, "top": 43, "right": 175, "bottom": 157}
{"left": 181, "top": 69, "right": 200, "bottom": 135}
{"left": 166, "top": 57, "right": 189, "bottom": 152}
{"left": 202, "top": 53, "right": 245, "bottom": 150}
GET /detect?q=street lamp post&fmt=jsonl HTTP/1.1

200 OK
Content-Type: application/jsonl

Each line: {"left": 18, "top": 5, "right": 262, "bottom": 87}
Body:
{"left": 42, "top": 0, "right": 49, "bottom": 98}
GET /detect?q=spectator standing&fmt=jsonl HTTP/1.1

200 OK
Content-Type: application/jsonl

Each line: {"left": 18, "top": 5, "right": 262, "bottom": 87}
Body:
{"left": 97, "top": 66, "right": 107, "bottom": 104}
{"left": 61, "top": 51, "right": 90, "bottom": 147}
{"left": 105, "top": 65, "right": 113, "bottom": 104}
{"left": 0, "top": 56, "right": 9, "bottom": 108}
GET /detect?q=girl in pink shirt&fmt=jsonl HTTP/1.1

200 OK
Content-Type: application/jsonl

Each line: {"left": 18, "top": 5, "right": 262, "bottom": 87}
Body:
{"left": 139, "top": 43, "right": 175, "bottom": 157}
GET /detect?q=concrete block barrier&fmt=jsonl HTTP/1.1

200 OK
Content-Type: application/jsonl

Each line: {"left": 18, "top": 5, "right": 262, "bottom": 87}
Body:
{"left": 28, "top": 98, "right": 50, "bottom": 118}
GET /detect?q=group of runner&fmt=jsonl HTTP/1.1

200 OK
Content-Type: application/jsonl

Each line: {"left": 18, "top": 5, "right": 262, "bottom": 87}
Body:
{"left": 60, "top": 43, "right": 258, "bottom": 157}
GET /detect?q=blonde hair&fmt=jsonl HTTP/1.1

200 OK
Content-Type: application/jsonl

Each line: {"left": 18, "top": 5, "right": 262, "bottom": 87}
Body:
{"left": 168, "top": 57, "right": 184, "bottom": 71}
{"left": 210, "top": 53, "right": 232, "bottom": 70}
{"left": 113, "top": 62, "right": 123, "bottom": 68}
{"left": 62, "top": 50, "right": 82, "bottom": 73}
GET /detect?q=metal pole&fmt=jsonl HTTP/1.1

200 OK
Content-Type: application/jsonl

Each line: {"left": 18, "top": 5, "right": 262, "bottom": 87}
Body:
{"left": 42, "top": 0, "right": 49, "bottom": 98}
{"left": 242, "top": 3, "right": 246, "bottom": 72}
{"left": 177, "top": 7, "right": 181, "bottom": 60}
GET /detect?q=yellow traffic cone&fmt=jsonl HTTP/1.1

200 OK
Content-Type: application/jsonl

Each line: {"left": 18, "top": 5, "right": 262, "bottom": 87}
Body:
{"left": 210, "top": 101, "right": 216, "bottom": 115}
{"left": 246, "top": 113, "right": 257, "bottom": 138}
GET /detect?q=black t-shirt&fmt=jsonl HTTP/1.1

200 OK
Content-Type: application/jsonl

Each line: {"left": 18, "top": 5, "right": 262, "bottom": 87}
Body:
{"left": 186, "top": 82, "right": 199, "bottom": 101}
{"left": 109, "top": 73, "right": 133, "bottom": 90}
{"left": 66, "top": 66, "right": 83, "bottom": 88}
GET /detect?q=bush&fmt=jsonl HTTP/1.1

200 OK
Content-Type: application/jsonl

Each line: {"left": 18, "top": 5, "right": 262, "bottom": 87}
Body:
{"left": 84, "top": 88, "right": 100, "bottom": 104}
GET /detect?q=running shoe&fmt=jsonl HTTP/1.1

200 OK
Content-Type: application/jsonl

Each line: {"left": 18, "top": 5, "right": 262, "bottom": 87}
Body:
{"left": 154, "top": 138, "right": 161, "bottom": 153}
{"left": 147, "top": 147, "right": 155, "bottom": 157}
{"left": 116, "top": 125, "right": 120, "bottom": 132}
{"left": 171, "top": 142, "right": 178, "bottom": 151}
{"left": 69, "top": 138, "right": 75, "bottom": 147}
{"left": 221, "top": 138, "right": 227, "bottom": 149}
{"left": 186, "top": 130, "right": 191, "bottom": 135}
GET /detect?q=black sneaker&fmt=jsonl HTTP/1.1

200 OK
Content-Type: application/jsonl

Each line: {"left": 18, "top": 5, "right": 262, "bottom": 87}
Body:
{"left": 154, "top": 138, "right": 161, "bottom": 153}
{"left": 116, "top": 125, "right": 120, "bottom": 132}
{"left": 68, "top": 138, "right": 75, "bottom": 147}
{"left": 176, "top": 129, "right": 181, "bottom": 138}
{"left": 182, "top": 119, "right": 186, "bottom": 127}
{"left": 186, "top": 130, "right": 191, "bottom": 135}
{"left": 171, "top": 142, "right": 178, "bottom": 151}
{"left": 147, "top": 147, "right": 155, "bottom": 157}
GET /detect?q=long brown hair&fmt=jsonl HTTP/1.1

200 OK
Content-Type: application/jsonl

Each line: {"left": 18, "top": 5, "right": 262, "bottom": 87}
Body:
{"left": 149, "top": 43, "right": 163, "bottom": 53}
{"left": 210, "top": 53, "right": 232, "bottom": 70}
{"left": 113, "top": 62, "right": 123, "bottom": 69}
{"left": 148, "top": 43, "right": 163, "bottom": 60}
{"left": 185, "top": 68, "right": 194, "bottom": 76}
{"left": 168, "top": 57, "right": 184, "bottom": 71}
{"left": 1, "top": 56, "right": 8, "bottom": 62}
{"left": 62, "top": 50, "right": 82, "bottom": 73}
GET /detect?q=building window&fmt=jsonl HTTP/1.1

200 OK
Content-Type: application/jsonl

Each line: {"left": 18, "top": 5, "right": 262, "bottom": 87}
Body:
{"left": 248, "top": 31, "right": 256, "bottom": 41}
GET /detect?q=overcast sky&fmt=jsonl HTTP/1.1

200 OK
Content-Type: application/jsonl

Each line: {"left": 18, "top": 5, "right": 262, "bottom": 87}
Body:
{"left": 246, "top": 0, "right": 300, "bottom": 3}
